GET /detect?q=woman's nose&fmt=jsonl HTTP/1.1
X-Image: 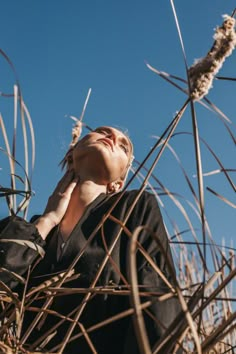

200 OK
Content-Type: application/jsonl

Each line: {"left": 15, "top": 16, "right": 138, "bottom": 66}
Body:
{"left": 107, "top": 131, "right": 117, "bottom": 144}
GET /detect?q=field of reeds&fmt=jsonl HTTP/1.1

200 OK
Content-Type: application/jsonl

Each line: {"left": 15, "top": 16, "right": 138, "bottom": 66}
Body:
{"left": 0, "top": 2, "right": 235, "bottom": 354}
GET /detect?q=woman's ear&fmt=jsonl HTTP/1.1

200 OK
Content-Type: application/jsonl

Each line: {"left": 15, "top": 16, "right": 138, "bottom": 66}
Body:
{"left": 107, "top": 180, "right": 124, "bottom": 194}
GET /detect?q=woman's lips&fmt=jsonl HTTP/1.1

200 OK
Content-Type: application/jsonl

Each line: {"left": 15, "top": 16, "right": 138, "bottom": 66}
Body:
{"left": 97, "top": 138, "right": 114, "bottom": 151}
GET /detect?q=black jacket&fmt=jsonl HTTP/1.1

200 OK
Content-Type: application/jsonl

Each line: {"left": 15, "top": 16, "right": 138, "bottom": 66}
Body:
{"left": 0, "top": 190, "right": 181, "bottom": 354}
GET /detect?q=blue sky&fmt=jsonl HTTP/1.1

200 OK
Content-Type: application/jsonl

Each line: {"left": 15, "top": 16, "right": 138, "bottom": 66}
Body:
{"left": 0, "top": 0, "right": 235, "bottom": 259}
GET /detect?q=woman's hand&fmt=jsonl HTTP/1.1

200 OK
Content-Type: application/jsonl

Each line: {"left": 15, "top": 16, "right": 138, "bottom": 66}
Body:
{"left": 34, "top": 171, "right": 78, "bottom": 239}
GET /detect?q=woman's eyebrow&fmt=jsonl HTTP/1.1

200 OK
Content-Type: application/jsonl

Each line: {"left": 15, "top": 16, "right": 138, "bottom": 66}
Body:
{"left": 94, "top": 127, "right": 110, "bottom": 133}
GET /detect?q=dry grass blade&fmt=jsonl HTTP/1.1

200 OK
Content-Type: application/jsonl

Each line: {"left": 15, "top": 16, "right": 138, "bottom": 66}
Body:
{"left": 0, "top": 282, "right": 19, "bottom": 304}
{"left": 70, "top": 87, "right": 92, "bottom": 147}
{"left": 0, "top": 187, "right": 31, "bottom": 198}
{"left": 203, "top": 97, "right": 236, "bottom": 145}
{"left": 0, "top": 49, "right": 20, "bottom": 86}
{"left": 26, "top": 269, "right": 75, "bottom": 297}
{"left": 129, "top": 225, "right": 204, "bottom": 354}
{"left": 0, "top": 341, "right": 14, "bottom": 354}
{"left": 12, "top": 85, "right": 18, "bottom": 211}
{"left": 0, "top": 239, "right": 45, "bottom": 258}
{"left": 199, "top": 168, "right": 236, "bottom": 177}
{"left": 133, "top": 158, "right": 208, "bottom": 269}
{"left": 21, "top": 98, "right": 36, "bottom": 179}
{"left": 0, "top": 267, "right": 25, "bottom": 286}
{"left": 201, "top": 312, "right": 236, "bottom": 353}
{"left": 206, "top": 187, "right": 236, "bottom": 208}
{"left": 169, "top": 0, "right": 189, "bottom": 76}
{"left": 203, "top": 97, "right": 233, "bottom": 124}
{"left": 146, "top": 59, "right": 236, "bottom": 147}
{"left": 128, "top": 226, "right": 164, "bottom": 354}
{"left": 78, "top": 322, "right": 98, "bottom": 354}
{"left": 0, "top": 98, "right": 34, "bottom": 217}
{"left": 50, "top": 300, "right": 153, "bottom": 352}
{"left": 16, "top": 267, "right": 31, "bottom": 344}
{"left": 56, "top": 226, "right": 127, "bottom": 353}
{"left": 101, "top": 219, "right": 130, "bottom": 286}
{"left": 79, "top": 88, "right": 92, "bottom": 122}
{"left": 172, "top": 132, "right": 235, "bottom": 192}
{"left": 216, "top": 76, "right": 236, "bottom": 81}
{"left": 139, "top": 99, "right": 189, "bottom": 188}
{"left": 19, "top": 95, "right": 30, "bottom": 213}
{"left": 189, "top": 85, "right": 206, "bottom": 278}
{"left": 146, "top": 62, "right": 188, "bottom": 94}
{"left": 0, "top": 114, "right": 15, "bottom": 213}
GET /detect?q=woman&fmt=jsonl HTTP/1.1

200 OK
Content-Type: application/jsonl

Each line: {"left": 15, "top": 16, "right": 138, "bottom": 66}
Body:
{"left": 0, "top": 126, "right": 181, "bottom": 353}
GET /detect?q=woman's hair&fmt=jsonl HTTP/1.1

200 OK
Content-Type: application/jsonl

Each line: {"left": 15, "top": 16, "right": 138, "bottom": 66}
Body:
{"left": 120, "top": 139, "right": 134, "bottom": 182}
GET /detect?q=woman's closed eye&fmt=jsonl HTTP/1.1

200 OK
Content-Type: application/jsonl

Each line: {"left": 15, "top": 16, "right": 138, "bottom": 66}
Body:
{"left": 95, "top": 128, "right": 107, "bottom": 135}
{"left": 95, "top": 127, "right": 130, "bottom": 155}
{"left": 120, "top": 143, "right": 129, "bottom": 154}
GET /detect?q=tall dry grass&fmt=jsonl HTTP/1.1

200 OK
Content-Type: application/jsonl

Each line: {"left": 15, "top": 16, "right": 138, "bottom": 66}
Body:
{"left": 0, "top": 2, "right": 235, "bottom": 353}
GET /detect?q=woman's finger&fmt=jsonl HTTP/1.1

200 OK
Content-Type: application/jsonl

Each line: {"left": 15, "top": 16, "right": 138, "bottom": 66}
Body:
{"left": 53, "top": 170, "right": 75, "bottom": 194}
{"left": 63, "top": 178, "right": 79, "bottom": 197}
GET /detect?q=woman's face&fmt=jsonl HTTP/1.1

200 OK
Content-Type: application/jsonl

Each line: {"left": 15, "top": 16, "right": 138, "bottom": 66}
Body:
{"left": 71, "top": 126, "right": 133, "bottom": 185}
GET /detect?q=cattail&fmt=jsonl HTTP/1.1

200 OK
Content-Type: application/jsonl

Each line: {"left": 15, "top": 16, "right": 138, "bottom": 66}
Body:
{"left": 60, "top": 88, "right": 92, "bottom": 170}
{"left": 188, "top": 13, "right": 236, "bottom": 100}
{"left": 60, "top": 118, "right": 83, "bottom": 170}
{"left": 70, "top": 119, "right": 83, "bottom": 147}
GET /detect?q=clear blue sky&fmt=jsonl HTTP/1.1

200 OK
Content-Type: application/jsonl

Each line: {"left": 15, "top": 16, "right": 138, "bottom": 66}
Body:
{"left": 0, "top": 0, "right": 235, "bottom": 257}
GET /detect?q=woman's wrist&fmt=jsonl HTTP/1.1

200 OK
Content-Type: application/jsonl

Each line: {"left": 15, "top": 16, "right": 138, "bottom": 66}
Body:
{"left": 34, "top": 214, "right": 58, "bottom": 240}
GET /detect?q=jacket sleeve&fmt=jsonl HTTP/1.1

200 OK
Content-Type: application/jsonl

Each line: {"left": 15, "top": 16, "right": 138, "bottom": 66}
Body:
{"left": 0, "top": 216, "right": 46, "bottom": 289}
{"left": 123, "top": 192, "right": 181, "bottom": 353}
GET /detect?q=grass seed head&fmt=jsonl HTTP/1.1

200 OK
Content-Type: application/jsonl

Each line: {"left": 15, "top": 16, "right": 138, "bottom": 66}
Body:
{"left": 188, "top": 14, "right": 236, "bottom": 100}
{"left": 70, "top": 120, "right": 83, "bottom": 148}
{"left": 59, "top": 120, "right": 83, "bottom": 170}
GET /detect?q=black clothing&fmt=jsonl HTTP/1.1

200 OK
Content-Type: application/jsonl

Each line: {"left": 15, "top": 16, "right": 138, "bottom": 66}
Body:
{"left": 0, "top": 216, "right": 45, "bottom": 289}
{"left": 0, "top": 190, "right": 180, "bottom": 354}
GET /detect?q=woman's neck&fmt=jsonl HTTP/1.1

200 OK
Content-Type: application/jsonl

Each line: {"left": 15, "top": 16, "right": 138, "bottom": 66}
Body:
{"left": 60, "top": 180, "right": 106, "bottom": 240}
